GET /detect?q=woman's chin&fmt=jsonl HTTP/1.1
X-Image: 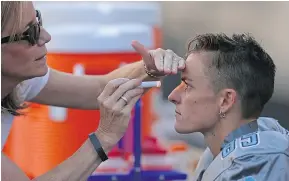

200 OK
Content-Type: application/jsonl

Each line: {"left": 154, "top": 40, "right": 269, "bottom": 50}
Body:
{"left": 24, "top": 65, "right": 48, "bottom": 80}
{"left": 34, "top": 64, "right": 48, "bottom": 76}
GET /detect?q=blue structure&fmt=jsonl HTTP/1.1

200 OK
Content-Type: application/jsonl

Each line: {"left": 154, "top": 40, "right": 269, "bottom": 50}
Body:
{"left": 89, "top": 99, "right": 187, "bottom": 181}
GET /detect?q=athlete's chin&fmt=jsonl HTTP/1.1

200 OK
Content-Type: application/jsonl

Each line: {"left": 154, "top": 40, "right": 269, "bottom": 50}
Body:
{"left": 174, "top": 121, "right": 199, "bottom": 134}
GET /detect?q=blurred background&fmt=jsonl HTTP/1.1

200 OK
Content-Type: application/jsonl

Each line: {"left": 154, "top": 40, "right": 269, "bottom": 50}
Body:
{"left": 2, "top": 1, "right": 289, "bottom": 181}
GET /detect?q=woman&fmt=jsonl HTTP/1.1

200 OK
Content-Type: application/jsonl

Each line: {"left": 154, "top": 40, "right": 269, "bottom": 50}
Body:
{"left": 168, "top": 33, "right": 289, "bottom": 180}
{"left": 1, "top": 1, "right": 185, "bottom": 180}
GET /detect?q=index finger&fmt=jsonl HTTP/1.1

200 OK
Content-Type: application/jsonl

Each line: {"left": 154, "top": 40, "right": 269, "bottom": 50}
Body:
{"left": 108, "top": 79, "right": 142, "bottom": 103}
{"left": 131, "top": 40, "right": 155, "bottom": 68}
{"left": 97, "top": 78, "right": 129, "bottom": 102}
{"left": 131, "top": 40, "right": 150, "bottom": 60}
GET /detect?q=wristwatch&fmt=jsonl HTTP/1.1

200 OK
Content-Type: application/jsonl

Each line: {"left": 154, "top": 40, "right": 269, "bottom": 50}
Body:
{"left": 88, "top": 133, "right": 108, "bottom": 162}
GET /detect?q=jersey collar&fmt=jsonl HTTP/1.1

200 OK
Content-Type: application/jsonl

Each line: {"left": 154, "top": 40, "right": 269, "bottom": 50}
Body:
{"left": 220, "top": 120, "right": 258, "bottom": 151}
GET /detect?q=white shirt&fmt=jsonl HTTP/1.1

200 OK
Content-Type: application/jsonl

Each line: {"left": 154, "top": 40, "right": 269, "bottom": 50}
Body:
{"left": 1, "top": 69, "right": 50, "bottom": 149}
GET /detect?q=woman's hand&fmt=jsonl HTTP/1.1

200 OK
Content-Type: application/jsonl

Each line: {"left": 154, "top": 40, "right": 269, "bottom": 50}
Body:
{"left": 131, "top": 41, "right": 186, "bottom": 77}
{"left": 95, "top": 78, "right": 143, "bottom": 151}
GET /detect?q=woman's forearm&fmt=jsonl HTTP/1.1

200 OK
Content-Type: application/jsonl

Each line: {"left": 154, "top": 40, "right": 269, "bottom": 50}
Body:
{"left": 33, "top": 132, "right": 110, "bottom": 181}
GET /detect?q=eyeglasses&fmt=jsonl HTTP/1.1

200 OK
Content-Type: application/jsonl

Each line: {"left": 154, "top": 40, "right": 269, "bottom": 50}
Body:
{"left": 1, "top": 10, "right": 42, "bottom": 45}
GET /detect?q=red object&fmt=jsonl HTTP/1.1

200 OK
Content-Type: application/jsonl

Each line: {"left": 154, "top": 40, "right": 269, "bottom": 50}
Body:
{"left": 108, "top": 147, "right": 131, "bottom": 160}
{"left": 142, "top": 136, "right": 167, "bottom": 154}
{"left": 141, "top": 136, "right": 171, "bottom": 170}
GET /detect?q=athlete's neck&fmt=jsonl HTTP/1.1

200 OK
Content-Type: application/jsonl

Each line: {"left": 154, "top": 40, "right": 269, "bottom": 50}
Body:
{"left": 204, "top": 115, "right": 256, "bottom": 158}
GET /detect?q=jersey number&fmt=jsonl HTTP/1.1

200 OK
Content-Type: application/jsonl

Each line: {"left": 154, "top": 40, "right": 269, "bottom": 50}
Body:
{"left": 222, "top": 132, "right": 259, "bottom": 158}
{"left": 240, "top": 132, "right": 258, "bottom": 147}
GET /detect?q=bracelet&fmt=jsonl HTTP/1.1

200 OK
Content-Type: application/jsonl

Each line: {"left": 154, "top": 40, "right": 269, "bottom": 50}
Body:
{"left": 143, "top": 63, "right": 160, "bottom": 79}
{"left": 88, "top": 133, "right": 108, "bottom": 162}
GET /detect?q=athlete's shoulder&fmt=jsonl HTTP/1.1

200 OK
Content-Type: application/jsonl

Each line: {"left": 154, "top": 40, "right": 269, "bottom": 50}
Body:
{"left": 257, "top": 117, "right": 289, "bottom": 135}
{"left": 222, "top": 129, "right": 289, "bottom": 160}
{"left": 202, "top": 117, "right": 289, "bottom": 181}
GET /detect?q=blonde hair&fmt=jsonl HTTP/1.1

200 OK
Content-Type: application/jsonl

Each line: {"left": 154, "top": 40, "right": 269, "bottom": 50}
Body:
{"left": 1, "top": 1, "right": 28, "bottom": 116}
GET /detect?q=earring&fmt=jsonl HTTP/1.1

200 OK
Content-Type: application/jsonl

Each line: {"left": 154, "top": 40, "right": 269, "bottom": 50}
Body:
{"left": 219, "top": 111, "right": 226, "bottom": 119}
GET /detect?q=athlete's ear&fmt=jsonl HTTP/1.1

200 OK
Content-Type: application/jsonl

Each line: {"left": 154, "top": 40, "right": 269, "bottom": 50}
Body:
{"left": 218, "top": 88, "right": 237, "bottom": 116}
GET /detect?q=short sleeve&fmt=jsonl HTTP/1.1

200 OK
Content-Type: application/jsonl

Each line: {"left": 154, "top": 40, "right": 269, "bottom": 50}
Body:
{"left": 217, "top": 153, "right": 289, "bottom": 181}
{"left": 17, "top": 68, "right": 50, "bottom": 102}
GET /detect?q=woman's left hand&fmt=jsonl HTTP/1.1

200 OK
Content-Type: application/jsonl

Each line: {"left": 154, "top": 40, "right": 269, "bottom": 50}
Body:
{"left": 131, "top": 40, "right": 185, "bottom": 77}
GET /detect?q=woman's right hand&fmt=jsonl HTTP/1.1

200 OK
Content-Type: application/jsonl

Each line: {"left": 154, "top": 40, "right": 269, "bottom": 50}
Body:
{"left": 95, "top": 78, "right": 144, "bottom": 152}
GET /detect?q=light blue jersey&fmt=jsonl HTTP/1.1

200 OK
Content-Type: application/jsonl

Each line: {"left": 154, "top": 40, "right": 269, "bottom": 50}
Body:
{"left": 192, "top": 117, "right": 289, "bottom": 181}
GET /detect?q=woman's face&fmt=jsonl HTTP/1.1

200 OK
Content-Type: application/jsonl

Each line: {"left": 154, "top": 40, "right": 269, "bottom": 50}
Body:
{"left": 1, "top": 2, "right": 51, "bottom": 81}
{"left": 168, "top": 52, "right": 221, "bottom": 134}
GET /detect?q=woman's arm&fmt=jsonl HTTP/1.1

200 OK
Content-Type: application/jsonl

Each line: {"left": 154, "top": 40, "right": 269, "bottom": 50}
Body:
{"left": 31, "top": 60, "right": 149, "bottom": 109}
{"left": 31, "top": 42, "right": 184, "bottom": 109}
{"left": 2, "top": 132, "right": 108, "bottom": 181}
{"left": 2, "top": 78, "right": 143, "bottom": 181}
